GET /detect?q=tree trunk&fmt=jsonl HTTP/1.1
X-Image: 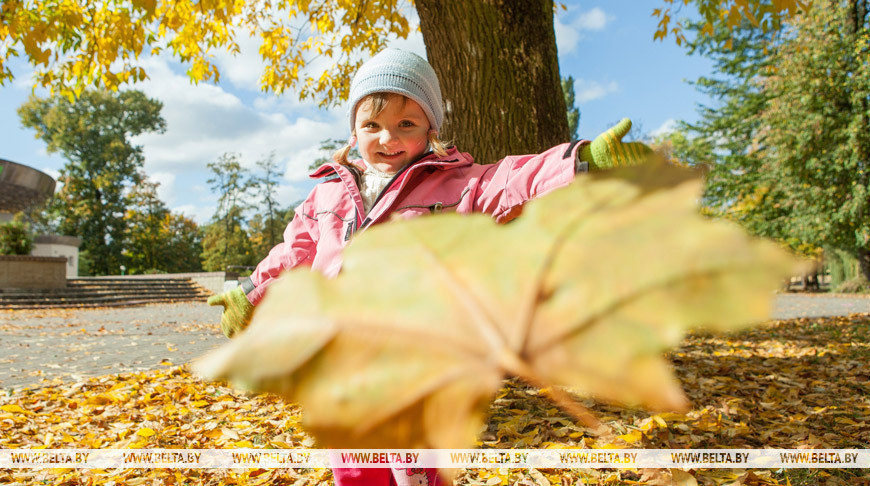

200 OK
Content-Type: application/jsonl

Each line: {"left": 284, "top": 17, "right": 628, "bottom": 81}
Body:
{"left": 858, "top": 248, "right": 870, "bottom": 282}
{"left": 416, "top": 0, "right": 569, "bottom": 165}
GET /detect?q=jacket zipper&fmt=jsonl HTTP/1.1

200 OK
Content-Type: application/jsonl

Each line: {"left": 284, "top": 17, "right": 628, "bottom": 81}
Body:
{"left": 338, "top": 151, "right": 463, "bottom": 238}
{"left": 358, "top": 153, "right": 462, "bottom": 231}
{"left": 359, "top": 159, "right": 421, "bottom": 231}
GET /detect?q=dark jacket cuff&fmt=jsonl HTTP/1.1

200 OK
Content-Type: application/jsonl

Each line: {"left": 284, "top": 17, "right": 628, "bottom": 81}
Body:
{"left": 239, "top": 276, "right": 256, "bottom": 295}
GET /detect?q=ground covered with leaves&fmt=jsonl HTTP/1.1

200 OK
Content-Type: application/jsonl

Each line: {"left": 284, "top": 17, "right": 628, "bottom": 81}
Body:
{"left": 1, "top": 314, "right": 868, "bottom": 485}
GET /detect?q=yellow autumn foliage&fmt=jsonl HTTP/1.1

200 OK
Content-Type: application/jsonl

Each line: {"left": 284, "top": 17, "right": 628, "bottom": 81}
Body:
{"left": 0, "top": 0, "right": 410, "bottom": 103}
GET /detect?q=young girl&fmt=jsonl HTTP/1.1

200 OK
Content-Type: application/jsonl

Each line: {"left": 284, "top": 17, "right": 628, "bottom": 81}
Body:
{"left": 208, "top": 48, "right": 651, "bottom": 486}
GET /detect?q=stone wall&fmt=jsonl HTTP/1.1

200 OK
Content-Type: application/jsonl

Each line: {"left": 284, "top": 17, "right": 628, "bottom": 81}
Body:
{"left": 0, "top": 255, "right": 67, "bottom": 289}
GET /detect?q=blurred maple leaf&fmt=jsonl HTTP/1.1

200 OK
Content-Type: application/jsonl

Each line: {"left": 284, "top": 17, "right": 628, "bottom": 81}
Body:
{"left": 195, "top": 163, "right": 801, "bottom": 449}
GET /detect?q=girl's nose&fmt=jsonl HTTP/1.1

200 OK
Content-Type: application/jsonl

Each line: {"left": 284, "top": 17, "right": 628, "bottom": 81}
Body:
{"left": 379, "top": 129, "right": 397, "bottom": 145}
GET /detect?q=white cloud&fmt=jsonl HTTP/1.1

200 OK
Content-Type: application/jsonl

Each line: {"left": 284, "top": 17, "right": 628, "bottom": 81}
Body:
{"left": 555, "top": 7, "right": 614, "bottom": 54}
{"left": 43, "top": 167, "right": 62, "bottom": 193}
{"left": 649, "top": 118, "right": 678, "bottom": 138}
{"left": 276, "top": 184, "right": 305, "bottom": 207}
{"left": 130, "top": 56, "right": 347, "bottom": 183}
{"left": 172, "top": 204, "right": 214, "bottom": 225}
{"left": 211, "top": 32, "right": 267, "bottom": 91}
{"left": 574, "top": 79, "right": 619, "bottom": 103}
{"left": 148, "top": 172, "right": 177, "bottom": 206}
{"left": 576, "top": 8, "right": 609, "bottom": 31}
{"left": 554, "top": 18, "right": 581, "bottom": 54}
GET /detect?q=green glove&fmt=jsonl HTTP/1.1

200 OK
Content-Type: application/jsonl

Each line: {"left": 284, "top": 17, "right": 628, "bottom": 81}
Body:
{"left": 580, "top": 118, "right": 653, "bottom": 170}
{"left": 208, "top": 287, "right": 254, "bottom": 338}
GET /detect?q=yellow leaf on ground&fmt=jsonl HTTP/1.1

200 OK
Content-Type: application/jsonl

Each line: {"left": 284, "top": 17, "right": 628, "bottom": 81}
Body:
{"left": 672, "top": 468, "right": 699, "bottom": 486}
{"left": 618, "top": 429, "right": 644, "bottom": 444}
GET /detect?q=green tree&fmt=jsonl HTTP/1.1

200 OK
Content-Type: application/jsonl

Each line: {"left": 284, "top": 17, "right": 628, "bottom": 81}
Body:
{"left": 651, "top": 128, "right": 715, "bottom": 170}
{"left": 161, "top": 212, "right": 204, "bottom": 273}
{"left": 203, "top": 153, "right": 255, "bottom": 272}
{"left": 17, "top": 90, "right": 166, "bottom": 275}
{"left": 561, "top": 76, "right": 580, "bottom": 140}
{"left": 249, "top": 151, "right": 295, "bottom": 261}
{"left": 250, "top": 152, "right": 284, "bottom": 252}
{"left": 14, "top": 196, "right": 63, "bottom": 236}
{"left": 672, "top": 14, "right": 782, "bottom": 221}
{"left": 653, "top": 0, "right": 811, "bottom": 45}
{"left": 249, "top": 208, "right": 294, "bottom": 262}
{"left": 123, "top": 178, "right": 168, "bottom": 273}
{"left": 678, "top": 1, "right": 870, "bottom": 280}
{"left": 201, "top": 207, "right": 254, "bottom": 272}
{"left": 757, "top": 0, "right": 869, "bottom": 279}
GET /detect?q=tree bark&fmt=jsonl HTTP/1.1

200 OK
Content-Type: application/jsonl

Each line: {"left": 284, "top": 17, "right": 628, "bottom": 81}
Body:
{"left": 416, "top": 0, "right": 569, "bottom": 165}
{"left": 858, "top": 248, "right": 870, "bottom": 283}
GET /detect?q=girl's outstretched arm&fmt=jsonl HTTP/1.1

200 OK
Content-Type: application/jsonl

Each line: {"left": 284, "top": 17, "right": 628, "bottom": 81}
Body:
{"left": 471, "top": 141, "right": 587, "bottom": 223}
{"left": 471, "top": 119, "right": 653, "bottom": 223}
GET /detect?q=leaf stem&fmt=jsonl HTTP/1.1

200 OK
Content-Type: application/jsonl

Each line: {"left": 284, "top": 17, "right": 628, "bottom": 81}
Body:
{"left": 498, "top": 350, "right": 615, "bottom": 438}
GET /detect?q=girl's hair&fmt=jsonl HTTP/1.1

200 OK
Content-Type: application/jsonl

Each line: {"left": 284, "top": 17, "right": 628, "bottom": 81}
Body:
{"left": 332, "top": 92, "right": 450, "bottom": 167}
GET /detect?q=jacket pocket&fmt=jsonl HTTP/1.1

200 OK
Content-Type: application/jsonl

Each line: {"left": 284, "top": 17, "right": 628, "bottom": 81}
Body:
{"left": 396, "top": 187, "right": 470, "bottom": 214}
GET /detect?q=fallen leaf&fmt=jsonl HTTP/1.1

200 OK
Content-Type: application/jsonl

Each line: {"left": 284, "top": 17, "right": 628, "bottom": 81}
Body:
{"left": 0, "top": 404, "right": 25, "bottom": 414}
{"left": 195, "top": 163, "right": 800, "bottom": 449}
{"left": 672, "top": 468, "right": 699, "bottom": 486}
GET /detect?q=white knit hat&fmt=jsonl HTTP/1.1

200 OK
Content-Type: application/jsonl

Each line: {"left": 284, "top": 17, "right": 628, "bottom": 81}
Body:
{"left": 347, "top": 49, "right": 444, "bottom": 133}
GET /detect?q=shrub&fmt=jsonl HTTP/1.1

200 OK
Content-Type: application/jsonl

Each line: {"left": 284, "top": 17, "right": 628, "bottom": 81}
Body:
{"left": 0, "top": 221, "right": 33, "bottom": 255}
{"left": 836, "top": 277, "right": 870, "bottom": 294}
{"left": 826, "top": 249, "right": 859, "bottom": 289}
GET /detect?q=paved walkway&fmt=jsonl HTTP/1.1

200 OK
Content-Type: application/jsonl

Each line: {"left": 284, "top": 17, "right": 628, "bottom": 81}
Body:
{"left": 0, "top": 302, "right": 225, "bottom": 392}
{"left": 772, "top": 293, "right": 870, "bottom": 319}
{"left": 1, "top": 295, "right": 868, "bottom": 392}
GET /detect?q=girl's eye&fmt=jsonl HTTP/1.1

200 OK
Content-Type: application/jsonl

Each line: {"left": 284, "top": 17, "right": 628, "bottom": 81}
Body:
{"left": 399, "top": 120, "right": 415, "bottom": 127}
{"left": 364, "top": 122, "right": 378, "bottom": 129}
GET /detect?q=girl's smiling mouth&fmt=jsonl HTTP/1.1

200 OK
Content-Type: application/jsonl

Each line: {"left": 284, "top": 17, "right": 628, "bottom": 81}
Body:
{"left": 379, "top": 151, "right": 405, "bottom": 158}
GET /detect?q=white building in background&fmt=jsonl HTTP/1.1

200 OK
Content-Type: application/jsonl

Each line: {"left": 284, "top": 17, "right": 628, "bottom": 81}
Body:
{"left": 31, "top": 235, "right": 82, "bottom": 278}
{"left": 0, "top": 159, "right": 81, "bottom": 284}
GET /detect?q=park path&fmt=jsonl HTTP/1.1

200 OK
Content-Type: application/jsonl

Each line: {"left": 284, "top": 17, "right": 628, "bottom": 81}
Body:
{"left": 1, "top": 294, "right": 868, "bottom": 392}
{"left": 772, "top": 293, "right": 870, "bottom": 319}
{"left": 0, "top": 302, "right": 225, "bottom": 393}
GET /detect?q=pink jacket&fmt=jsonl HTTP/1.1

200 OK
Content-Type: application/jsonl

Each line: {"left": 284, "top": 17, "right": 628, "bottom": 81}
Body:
{"left": 245, "top": 142, "right": 588, "bottom": 305}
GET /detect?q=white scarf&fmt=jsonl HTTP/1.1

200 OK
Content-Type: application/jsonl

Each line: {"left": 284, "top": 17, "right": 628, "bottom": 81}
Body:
{"left": 359, "top": 162, "right": 399, "bottom": 214}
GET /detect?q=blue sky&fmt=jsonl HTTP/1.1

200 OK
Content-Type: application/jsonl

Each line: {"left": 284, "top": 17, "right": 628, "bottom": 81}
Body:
{"left": 0, "top": 1, "right": 713, "bottom": 224}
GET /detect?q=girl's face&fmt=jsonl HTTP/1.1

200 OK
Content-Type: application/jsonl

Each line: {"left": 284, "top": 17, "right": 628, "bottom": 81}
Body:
{"left": 354, "top": 94, "right": 430, "bottom": 174}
